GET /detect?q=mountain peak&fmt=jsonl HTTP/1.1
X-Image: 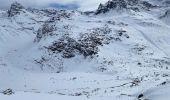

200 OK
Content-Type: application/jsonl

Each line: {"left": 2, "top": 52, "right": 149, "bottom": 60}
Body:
{"left": 8, "top": 2, "right": 24, "bottom": 17}
{"left": 95, "top": 0, "right": 127, "bottom": 14}
{"left": 95, "top": 0, "right": 155, "bottom": 15}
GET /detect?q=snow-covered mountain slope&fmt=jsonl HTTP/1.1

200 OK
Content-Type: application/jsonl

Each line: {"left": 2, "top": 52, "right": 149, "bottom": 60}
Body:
{"left": 1, "top": 1, "right": 170, "bottom": 100}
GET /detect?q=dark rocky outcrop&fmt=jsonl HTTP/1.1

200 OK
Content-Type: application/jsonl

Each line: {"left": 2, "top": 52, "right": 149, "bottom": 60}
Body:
{"left": 138, "top": 93, "right": 144, "bottom": 99}
{"left": 47, "top": 34, "right": 100, "bottom": 58}
{"left": 2, "top": 88, "right": 14, "bottom": 95}
{"left": 162, "top": 0, "right": 170, "bottom": 6}
{"left": 47, "top": 25, "right": 113, "bottom": 58}
{"left": 95, "top": 0, "right": 155, "bottom": 14}
{"left": 8, "top": 2, "right": 24, "bottom": 17}
{"left": 35, "top": 22, "right": 56, "bottom": 42}
{"left": 141, "top": 1, "right": 155, "bottom": 9}
{"left": 160, "top": 9, "right": 170, "bottom": 19}
{"left": 34, "top": 11, "right": 73, "bottom": 42}
{"left": 95, "top": 0, "right": 127, "bottom": 14}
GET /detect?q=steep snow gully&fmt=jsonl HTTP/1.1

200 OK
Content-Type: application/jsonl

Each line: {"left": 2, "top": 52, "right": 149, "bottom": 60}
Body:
{"left": 1, "top": 0, "right": 170, "bottom": 100}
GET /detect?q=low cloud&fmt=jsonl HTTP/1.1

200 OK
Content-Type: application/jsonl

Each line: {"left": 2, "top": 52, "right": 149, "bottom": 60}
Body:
{"left": 76, "top": 0, "right": 107, "bottom": 11}
{"left": 0, "top": 0, "right": 107, "bottom": 11}
{"left": 49, "top": 3, "right": 79, "bottom": 10}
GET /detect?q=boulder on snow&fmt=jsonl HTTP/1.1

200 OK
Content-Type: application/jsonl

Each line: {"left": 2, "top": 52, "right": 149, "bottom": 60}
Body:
{"left": 137, "top": 93, "right": 144, "bottom": 99}
{"left": 2, "top": 88, "right": 14, "bottom": 95}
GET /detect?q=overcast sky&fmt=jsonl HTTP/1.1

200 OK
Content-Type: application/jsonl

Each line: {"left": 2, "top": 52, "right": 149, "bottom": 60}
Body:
{"left": 0, "top": 0, "right": 107, "bottom": 11}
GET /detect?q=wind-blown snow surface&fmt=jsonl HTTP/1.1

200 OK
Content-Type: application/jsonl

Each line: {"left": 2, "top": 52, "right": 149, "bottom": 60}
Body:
{"left": 0, "top": 2, "right": 170, "bottom": 100}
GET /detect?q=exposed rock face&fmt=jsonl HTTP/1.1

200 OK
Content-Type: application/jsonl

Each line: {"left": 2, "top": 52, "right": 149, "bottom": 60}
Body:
{"left": 35, "top": 22, "right": 56, "bottom": 42}
{"left": 34, "top": 10, "right": 73, "bottom": 42}
{"left": 47, "top": 25, "right": 113, "bottom": 58}
{"left": 141, "top": 1, "right": 155, "bottom": 9}
{"left": 95, "top": 0, "right": 127, "bottom": 14}
{"left": 95, "top": 0, "right": 155, "bottom": 14}
{"left": 162, "top": 0, "right": 170, "bottom": 6}
{"left": 127, "top": 0, "right": 139, "bottom": 5}
{"left": 8, "top": 2, "right": 24, "bottom": 17}
{"left": 160, "top": 9, "right": 170, "bottom": 18}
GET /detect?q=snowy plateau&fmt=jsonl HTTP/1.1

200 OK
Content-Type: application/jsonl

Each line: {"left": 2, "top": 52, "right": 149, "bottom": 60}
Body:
{"left": 1, "top": 0, "right": 170, "bottom": 100}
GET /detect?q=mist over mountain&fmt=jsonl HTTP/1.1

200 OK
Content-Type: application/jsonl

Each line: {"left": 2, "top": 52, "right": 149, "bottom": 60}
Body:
{"left": 0, "top": 0, "right": 107, "bottom": 11}
{"left": 49, "top": 3, "right": 79, "bottom": 10}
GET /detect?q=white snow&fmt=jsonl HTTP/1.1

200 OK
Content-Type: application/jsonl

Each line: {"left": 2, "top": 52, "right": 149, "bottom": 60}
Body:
{"left": 1, "top": 1, "right": 170, "bottom": 100}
